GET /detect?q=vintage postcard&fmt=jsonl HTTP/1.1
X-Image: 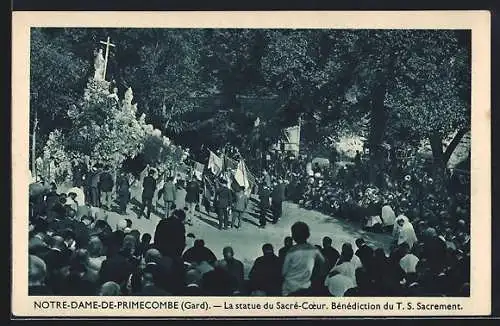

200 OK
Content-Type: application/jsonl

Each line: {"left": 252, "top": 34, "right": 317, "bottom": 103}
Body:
{"left": 12, "top": 11, "right": 491, "bottom": 317}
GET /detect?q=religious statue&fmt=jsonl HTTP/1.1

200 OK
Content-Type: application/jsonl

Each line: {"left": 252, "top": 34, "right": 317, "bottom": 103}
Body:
{"left": 107, "top": 87, "right": 119, "bottom": 104}
{"left": 123, "top": 87, "right": 134, "bottom": 107}
{"left": 94, "top": 49, "right": 105, "bottom": 81}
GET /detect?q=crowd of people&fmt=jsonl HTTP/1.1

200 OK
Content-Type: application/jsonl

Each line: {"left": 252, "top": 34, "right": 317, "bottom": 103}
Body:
{"left": 27, "top": 142, "right": 470, "bottom": 297}
{"left": 258, "top": 148, "right": 470, "bottom": 242}
{"left": 28, "top": 201, "right": 470, "bottom": 297}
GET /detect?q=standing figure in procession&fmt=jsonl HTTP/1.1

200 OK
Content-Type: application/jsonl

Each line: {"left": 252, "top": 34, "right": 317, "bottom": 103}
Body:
{"left": 258, "top": 184, "right": 271, "bottom": 229}
{"left": 116, "top": 171, "right": 131, "bottom": 215}
{"left": 139, "top": 169, "right": 157, "bottom": 219}
{"left": 271, "top": 178, "right": 286, "bottom": 224}
{"left": 184, "top": 174, "right": 201, "bottom": 225}
{"left": 231, "top": 186, "right": 248, "bottom": 229}
{"left": 214, "top": 177, "right": 233, "bottom": 230}
{"left": 162, "top": 176, "right": 177, "bottom": 219}
{"left": 99, "top": 165, "right": 114, "bottom": 209}
{"left": 90, "top": 166, "right": 101, "bottom": 207}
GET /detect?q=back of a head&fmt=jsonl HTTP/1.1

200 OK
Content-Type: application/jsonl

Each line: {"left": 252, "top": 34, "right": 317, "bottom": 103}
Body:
{"left": 141, "top": 233, "right": 152, "bottom": 244}
{"left": 194, "top": 239, "right": 205, "bottom": 248}
{"left": 99, "top": 281, "right": 121, "bottom": 296}
{"left": 88, "top": 236, "right": 103, "bottom": 257}
{"left": 122, "top": 234, "right": 137, "bottom": 253}
{"left": 172, "top": 209, "right": 186, "bottom": 222}
{"left": 223, "top": 246, "right": 234, "bottom": 260}
{"left": 322, "top": 236, "right": 332, "bottom": 248}
{"left": 341, "top": 243, "right": 354, "bottom": 261}
{"left": 29, "top": 255, "right": 47, "bottom": 285}
{"left": 291, "top": 222, "right": 310, "bottom": 244}
{"left": 262, "top": 243, "right": 274, "bottom": 255}
{"left": 145, "top": 248, "right": 162, "bottom": 264}
{"left": 51, "top": 235, "right": 66, "bottom": 250}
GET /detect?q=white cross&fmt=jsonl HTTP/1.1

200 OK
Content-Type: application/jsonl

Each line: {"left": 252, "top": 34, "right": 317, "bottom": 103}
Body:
{"left": 99, "top": 37, "right": 116, "bottom": 81}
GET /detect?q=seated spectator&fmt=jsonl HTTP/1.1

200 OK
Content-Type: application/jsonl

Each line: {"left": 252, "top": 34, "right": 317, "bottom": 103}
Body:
{"left": 399, "top": 242, "right": 420, "bottom": 274}
{"left": 321, "top": 236, "right": 340, "bottom": 272}
{"left": 154, "top": 209, "right": 186, "bottom": 258}
{"left": 324, "top": 270, "right": 355, "bottom": 297}
{"left": 182, "top": 239, "right": 217, "bottom": 265}
{"left": 62, "top": 249, "right": 98, "bottom": 295}
{"left": 183, "top": 268, "right": 204, "bottom": 296}
{"left": 330, "top": 243, "right": 357, "bottom": 282}
{"left": 99, "top": 281, "right": 121, "bottom": 296}
{"left": 278, "top": 236, "right": 293, "bottom": 267}
{"left": 344, "top": 267, "right": 377, "bottom": 297}
{"left": 248, "top": 243, "right": 282, "bottom": 296}
{"left": 282, "top": 222, "right": 325, "bottom": 296}
{"left": 185, "top": 233, "right": 196, "bottom": 252}
{"left": 135, "top": 264, "right": 172, "bottom": 296}
{"left": 87, "top": 235, "right": 106, "bottom": 273}
{"left": 99, "top": 231, "right": 135, "bottom": 291}
{"left": 132, "top": 233, "right": 150, "bottom": 259}
{"left": 355, "top": 238, "right": 373, "bottom": 269}
{"left": 201, "top": 266, "right": 235, "bottom": 296}
{"left": 216, "top": 246, "right": 245, "bottom": 294}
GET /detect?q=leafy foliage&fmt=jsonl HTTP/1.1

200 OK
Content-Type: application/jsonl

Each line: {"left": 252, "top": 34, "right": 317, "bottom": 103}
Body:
{"left": 32, "top": 28, "right": 470, "bottom": 174}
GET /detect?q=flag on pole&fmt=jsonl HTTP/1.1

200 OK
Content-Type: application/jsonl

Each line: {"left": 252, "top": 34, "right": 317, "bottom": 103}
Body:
{"left": 208, "top": 150, "right": 223, "bottom": 176}
{"left": 234, "top": 160, "right": 251, "bottom": 194}
{"left": 193, "top": 161, "right": 204, "bottom": 180}
{"left": 283, "top": 125, "right": 300, "bottom": 154}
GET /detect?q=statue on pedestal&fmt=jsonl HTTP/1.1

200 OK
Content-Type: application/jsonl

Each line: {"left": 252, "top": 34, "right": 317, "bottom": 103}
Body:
{"left": 94, "top": 49, "right": 105, "bottom": 81}
{"left": 123, "top": 87, "right": 134, "bottom": 108}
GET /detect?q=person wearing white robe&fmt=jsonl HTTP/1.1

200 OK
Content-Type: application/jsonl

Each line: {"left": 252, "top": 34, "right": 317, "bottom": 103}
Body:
{"left": 381, "top": 204, "right": 396, "bottom": 228}
{"left": 393, "top": 215, "right": 418, "bottom": 249}
{"left": 66, "top": 186, "right": 85, "bottom": 208}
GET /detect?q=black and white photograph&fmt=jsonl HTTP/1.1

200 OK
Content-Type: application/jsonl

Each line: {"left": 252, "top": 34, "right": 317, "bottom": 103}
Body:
{"left": 12, "top": 11, "right": 491, "bottom": 317}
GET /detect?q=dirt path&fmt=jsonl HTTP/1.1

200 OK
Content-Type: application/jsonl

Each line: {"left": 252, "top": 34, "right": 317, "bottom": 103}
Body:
{"left": 60, "top": 182, "right": 393, "bottom": 278}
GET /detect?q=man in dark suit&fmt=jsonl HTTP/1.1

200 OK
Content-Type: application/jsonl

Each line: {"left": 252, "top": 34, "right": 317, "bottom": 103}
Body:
{"left": 182, "top": 239, "right": 217, "bottom": 265}
{"left": 271, "top": 179, "right": 286, "bottom": 224}
{"left": 184, "top": 175, "right": 201, "bottom": 225}
{"left": 154, "top": 209, "right": 186, "bottom": 259}
{"left": 116, "top": 172, "right": 130, "bottom": 215}
{"left": 214, "top": 178, "right": 233, "bottom": 230}
{"left": 139, "top": 169, "right": 157, "bottom": 219}
{"left": 248, "top": 243, "right": 282, "bottom": 296}
{"left": 258, "top": 185, "right": 271, "bottom": 229}
{"left": 216, "top": 246, "right": 245, "bottom": 294}
{"left": 99, "top": 231, "right": 136, "bottom": 292}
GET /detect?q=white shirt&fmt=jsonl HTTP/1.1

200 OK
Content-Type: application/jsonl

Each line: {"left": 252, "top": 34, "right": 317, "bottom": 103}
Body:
{"left": 282, "top": 244, "right": 324, "bottom": 296}
{"left": 351, "top": 254, "right": 363, "bottom": 270}
{"left": 331, "top": 261, "right": 356, "bottom": 282}
{"left": 324, "top": 273, "right": 356, "bottom": 297}
{"left": 399, "top": 254, "right": 420, "bottom": 274}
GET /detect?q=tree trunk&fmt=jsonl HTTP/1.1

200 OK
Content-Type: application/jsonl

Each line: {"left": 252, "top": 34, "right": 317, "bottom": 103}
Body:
{"left": 443, "top": 128, "right": 469, "bottom": 164}
{"left": 429, "top": 132, "right": 446, "bottom": 174}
